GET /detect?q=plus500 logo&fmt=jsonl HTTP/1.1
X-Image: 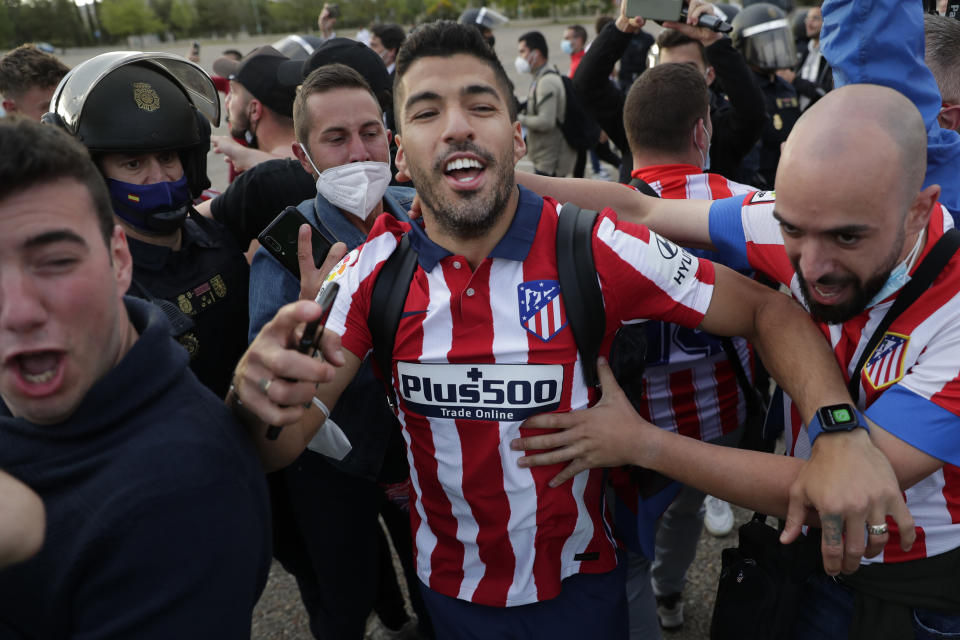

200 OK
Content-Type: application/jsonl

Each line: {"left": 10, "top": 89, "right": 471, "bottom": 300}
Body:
{"left": 396, "top": 362, "right": 563, "bottom": 421}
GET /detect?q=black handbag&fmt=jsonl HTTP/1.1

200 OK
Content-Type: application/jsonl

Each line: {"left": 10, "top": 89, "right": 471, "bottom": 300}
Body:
{"left": 710, "top": 514, "right": 820, "bottom": 639}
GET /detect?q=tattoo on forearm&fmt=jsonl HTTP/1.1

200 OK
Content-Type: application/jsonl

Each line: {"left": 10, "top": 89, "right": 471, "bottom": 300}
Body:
{"left": 823, "top": 514, "right": 843, "bottom": 546}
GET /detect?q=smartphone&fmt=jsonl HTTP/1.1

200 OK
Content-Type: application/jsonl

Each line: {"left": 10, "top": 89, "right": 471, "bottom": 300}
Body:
{"left": 298, "top": 282, "right": 340, "bottom": 357}
{"left": 266, "top": 282, "right": 340, "bottom": 440}
{"left": 265, "top": 281, "right": 340, "bottom": 441}
{"left": 625, "top": 0, "right": 683, "bottom": 21}
{"left": 258, "top": 206, "right": 334, "bottom": 281}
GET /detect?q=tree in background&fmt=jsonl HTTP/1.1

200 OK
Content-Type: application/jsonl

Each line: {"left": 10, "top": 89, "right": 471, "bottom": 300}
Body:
{"left": 99, "top": 0, "right": 163, "bottom": 39}
{"left": 168, "top": 0, "right": 197, "bottom": 36}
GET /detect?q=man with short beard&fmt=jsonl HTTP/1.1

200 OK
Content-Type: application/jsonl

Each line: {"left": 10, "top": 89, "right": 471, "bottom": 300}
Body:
{"left": 515, "top": 80, "right": 960, "bottom": 636}
{"left": 230, "top": 20, "right": 886, "bottom": 639}
{"left": 211, "top": 46, "right": 298, "bottom": 173}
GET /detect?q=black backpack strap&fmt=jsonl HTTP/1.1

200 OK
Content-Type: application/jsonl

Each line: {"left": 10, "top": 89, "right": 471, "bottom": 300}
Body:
{"left": 556, "top": 203, "right": 605, "bottom": 388}
{"left": 369, "top": 234, "right": 418, "bottom": 410}
{"left": 628, "top": 176, "right": 660, "bottom": 198}
{"left": 848, "top": 227, "right": 960, "bottom": 403}
{"left": 720, "top": 337, "right": 775, "bottom": 453}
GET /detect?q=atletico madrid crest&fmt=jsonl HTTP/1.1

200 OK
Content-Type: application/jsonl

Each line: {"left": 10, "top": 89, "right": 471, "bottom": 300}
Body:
{"left": 517, "top": 279, "right": 567, "bottom": 342}
{"left": 864, "top": 332, "right": 910, "bottom": 390}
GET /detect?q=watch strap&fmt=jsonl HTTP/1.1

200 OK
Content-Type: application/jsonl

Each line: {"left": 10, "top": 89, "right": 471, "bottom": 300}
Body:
{"left": 807, "top": 406, "right": 869, "bottom": 446}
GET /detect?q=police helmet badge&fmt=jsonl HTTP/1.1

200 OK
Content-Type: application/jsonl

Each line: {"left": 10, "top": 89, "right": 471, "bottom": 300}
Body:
{"left": 133, "top": 82, "right": 160, "bottom": 112}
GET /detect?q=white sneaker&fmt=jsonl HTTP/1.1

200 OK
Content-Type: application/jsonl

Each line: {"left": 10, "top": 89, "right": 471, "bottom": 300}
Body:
{"left": 656, "top": 592, "right": 684, "bottom": 629}
{"left": 593, "top": 168, "right": 611, "bottom": 181}
{"left": 704, "top": 495, "right": 734, "bottom": 537}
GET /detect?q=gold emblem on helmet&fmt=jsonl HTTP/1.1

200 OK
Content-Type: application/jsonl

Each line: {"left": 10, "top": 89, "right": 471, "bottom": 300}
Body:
{"left": 133, "top": 82, "right": 160, "bottom": 112}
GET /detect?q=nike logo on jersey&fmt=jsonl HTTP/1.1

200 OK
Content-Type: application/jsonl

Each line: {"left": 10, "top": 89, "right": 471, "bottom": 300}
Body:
{"left": 397, "top": 362, "right": 563, "bottom": 421}
{"left": 401, "top": 309, "right": 428, "bottom": 318}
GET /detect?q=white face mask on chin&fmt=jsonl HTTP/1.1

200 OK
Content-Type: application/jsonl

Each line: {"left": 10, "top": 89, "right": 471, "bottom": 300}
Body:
{"left": 300, "top": 143, "right": 391, "bottom": 219}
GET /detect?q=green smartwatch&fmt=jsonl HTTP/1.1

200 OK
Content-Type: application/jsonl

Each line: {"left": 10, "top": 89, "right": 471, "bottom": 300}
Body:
{"left": 807, "top": 403, "right": 869, "bottom": 446}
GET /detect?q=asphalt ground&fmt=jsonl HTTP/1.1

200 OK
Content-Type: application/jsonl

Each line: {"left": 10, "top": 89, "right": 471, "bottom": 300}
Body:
{"left": 55, "top": 19, "right": 747, "bottom": 639}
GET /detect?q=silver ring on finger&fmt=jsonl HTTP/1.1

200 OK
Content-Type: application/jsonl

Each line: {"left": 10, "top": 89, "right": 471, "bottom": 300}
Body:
{"left": 867, "top": 523, "right": 889, "bottom": 536}
{"left": 258, "top": 377, "right": 273, "bottom": 395}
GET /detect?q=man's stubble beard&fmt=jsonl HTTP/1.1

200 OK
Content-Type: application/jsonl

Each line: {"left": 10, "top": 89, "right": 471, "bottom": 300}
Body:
{"left": 408, "top": 141, "right": 516, "bottom": 241}
{"left": 793, "top": 229, "right": 905, "bottom": 324}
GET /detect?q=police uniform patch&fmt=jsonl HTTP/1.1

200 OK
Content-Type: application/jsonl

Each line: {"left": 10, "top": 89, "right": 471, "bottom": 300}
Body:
{"left": 133, "top": 82, "right": 160, "bottom": 112}
{"left": 178, "top": 293, "right": 194, "bottom": 315}
{"left": 211, "top": 274, "right": 227, "bottom": 298}
{"left": 518, "top": 279, "right": 567, "bottom": 342}
{"left": 863, "top": 332, "right": 910, "bottom": 390}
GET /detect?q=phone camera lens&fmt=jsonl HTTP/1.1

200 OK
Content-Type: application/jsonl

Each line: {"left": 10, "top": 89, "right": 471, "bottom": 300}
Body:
{"left": 265, "top": 237, "right": 283, "bottom": 254}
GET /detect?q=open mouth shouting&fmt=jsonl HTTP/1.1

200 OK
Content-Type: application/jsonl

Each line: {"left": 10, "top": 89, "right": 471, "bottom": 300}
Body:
{"left": 810, "top": 281, "right": 849, "bottom": 304}
{"left": 5, "top": 350, "right": 66, "bottom": 397}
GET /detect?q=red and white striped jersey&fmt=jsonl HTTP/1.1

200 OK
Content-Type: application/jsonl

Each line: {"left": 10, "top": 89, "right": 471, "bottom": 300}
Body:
{"left": 638, "top": 163, "right": 756, "bottom": 202}
{"left": 325, "top": 186, "right": 716, "bottom": 606}
{"left": 710, "top": 191, "right": 960, "bottom": 563}
{"left": 631, "top": 165, "right": 756, "bottom": 441}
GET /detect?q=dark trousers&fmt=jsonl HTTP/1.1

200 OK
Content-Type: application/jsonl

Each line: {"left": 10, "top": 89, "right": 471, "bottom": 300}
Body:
{"left": 270, "top": 451, "right": 432, "bottom": 639}
{"left": 418, "top": 556, "right": 628, "bottom": 639}
{"left": 573, "top": 140, "right": 622, "bottom": 178}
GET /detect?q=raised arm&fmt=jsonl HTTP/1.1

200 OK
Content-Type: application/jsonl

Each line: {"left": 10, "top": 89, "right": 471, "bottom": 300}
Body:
{"left": 516, "top": 170, "right": 716, "bottom": 249}
{"left": 571, "top": 19, "right": 633, "bottom": 156}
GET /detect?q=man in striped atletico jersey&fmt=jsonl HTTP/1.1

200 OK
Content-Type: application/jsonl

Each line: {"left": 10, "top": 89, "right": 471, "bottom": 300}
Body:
{"left": 516, "top": 84, "right": 958, "bottom": 636}
{"left": 229, "top": 21, "right": 885, "bottom": 639}
{"left": 617, "top": 61, "right": 758, "bottom": 637}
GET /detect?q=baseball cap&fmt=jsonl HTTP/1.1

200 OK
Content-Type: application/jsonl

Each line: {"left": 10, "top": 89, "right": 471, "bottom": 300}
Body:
{"left": 277, "top": 37, "right": 391, "bottom": 103}
{"left": 212, "top": 45, "right": 296, "bottom": 117}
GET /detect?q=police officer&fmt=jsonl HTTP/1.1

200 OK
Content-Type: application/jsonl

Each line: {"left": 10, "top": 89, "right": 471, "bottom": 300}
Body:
{"left": 732, "top": 3, "right": 802, "bottom": 189}
{"left": 44, "top": 53, "right": 250, "bottom": 397}
{"left": 458, "top": 6, "right": 509, "bottom": 49}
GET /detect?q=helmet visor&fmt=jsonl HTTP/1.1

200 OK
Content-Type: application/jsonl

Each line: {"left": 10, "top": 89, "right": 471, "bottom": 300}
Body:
{"left": 740, "top": 19, "right": 796, "bottom": 70}
{"left": 49, "top": 51, "right": 220, "bottom": 135}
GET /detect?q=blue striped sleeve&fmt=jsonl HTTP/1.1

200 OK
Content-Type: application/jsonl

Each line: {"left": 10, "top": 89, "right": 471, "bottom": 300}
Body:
{"left": 867, "top": 384, "right": 960, "bottom": 468}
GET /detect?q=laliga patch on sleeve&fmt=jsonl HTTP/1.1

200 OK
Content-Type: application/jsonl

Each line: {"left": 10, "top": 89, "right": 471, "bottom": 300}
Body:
{"left": 325, "top": 247, "right": 361, "bottom": 284}
{"left": 748, "top": 190, "right": 776, "bottom": 204}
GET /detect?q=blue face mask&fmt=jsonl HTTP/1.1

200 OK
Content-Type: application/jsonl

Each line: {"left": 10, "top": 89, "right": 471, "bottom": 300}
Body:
{"left": 866, "top": 230, "right": 925, "bottom": 308}
{"left": 561, "top": 39, "right": 575, "bottom": 55}
{"left": 107, "top": 174, "right": 192, "bottom": 233}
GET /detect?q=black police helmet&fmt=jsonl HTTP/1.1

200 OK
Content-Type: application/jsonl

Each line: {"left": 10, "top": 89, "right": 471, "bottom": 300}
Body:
{"left": 732, "top": 3, "right": 798, "bottom": 72}
{"left": 44, "top": 52, "right": 219, "bottom": 200}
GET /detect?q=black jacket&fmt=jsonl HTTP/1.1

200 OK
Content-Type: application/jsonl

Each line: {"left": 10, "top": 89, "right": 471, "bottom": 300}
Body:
{"left": 573, "top": 22, "right": 765, "bottom": 182}
{"left": 792, "top": 41, "right": 833, "bottom": 109}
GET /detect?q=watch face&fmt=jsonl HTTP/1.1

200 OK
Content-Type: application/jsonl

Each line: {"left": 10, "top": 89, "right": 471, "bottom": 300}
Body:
{"left": 820, "top": 403, "right": 859, "bottom": 429}
{"left": 829, "top": 406, "right": 853, "bottom": 424}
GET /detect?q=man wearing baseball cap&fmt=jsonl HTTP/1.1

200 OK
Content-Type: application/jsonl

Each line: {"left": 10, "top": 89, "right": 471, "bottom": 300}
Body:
{"left": 199, "top": 38, "right": 396, "bottom": 247}
{"left": 211, "top": 45, "right": 297, "bottom": 163}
